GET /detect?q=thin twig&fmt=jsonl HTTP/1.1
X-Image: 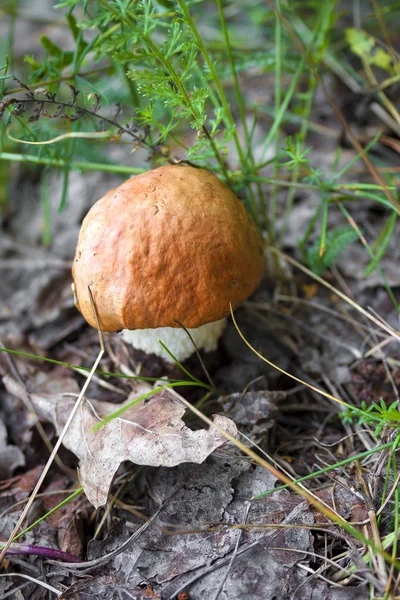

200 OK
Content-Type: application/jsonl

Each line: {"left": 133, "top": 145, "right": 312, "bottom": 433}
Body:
{"left": 54, "top": 499, "right": 167, "bottom": 573}
{"left": 0, "top": 573, "right": 61, "bottom": 596}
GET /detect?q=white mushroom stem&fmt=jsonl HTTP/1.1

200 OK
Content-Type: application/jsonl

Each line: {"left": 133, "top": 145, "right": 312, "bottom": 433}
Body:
{"left": 121, "top": 318, "right": 227, "bottom": 363}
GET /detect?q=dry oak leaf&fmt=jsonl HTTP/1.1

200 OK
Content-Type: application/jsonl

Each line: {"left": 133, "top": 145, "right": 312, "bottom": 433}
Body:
{"left": 3, "top": 376, "right": 237, "bottom": 508}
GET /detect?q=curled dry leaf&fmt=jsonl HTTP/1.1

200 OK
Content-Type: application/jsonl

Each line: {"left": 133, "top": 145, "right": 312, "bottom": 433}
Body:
{"left": 0, "top": 419, "right": 25, "bottom": 479}
{"left": 3, "top": 376, "right": 237, "bottom": 507}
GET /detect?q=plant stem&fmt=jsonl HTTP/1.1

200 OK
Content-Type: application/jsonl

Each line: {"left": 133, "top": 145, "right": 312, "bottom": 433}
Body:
{"left": 140, "top": 34, "right": 230, "bottom": 178}
{"left": 3, "top": 65, "right": 113, "bottom": 96}
{"left": 0, "top": 152, "right": 145, "bottom": 174}
{"left": 270, "top": 0, "right": 283, "bottom": 244}
{"left": 215, "top": 0, "right": 264, "bottom": 230}
{"left": 177, "top": 0, "right": 243, "bottom": 160}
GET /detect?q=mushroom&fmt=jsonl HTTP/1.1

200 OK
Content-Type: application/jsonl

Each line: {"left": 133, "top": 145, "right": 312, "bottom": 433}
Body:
{"left": 72, "top": 165, "right": 265, "bottom": 362}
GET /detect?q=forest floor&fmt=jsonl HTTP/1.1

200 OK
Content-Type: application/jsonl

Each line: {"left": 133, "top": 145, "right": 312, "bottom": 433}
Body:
{"left": 1, "top": 2, "right": 400, "bottom": 599}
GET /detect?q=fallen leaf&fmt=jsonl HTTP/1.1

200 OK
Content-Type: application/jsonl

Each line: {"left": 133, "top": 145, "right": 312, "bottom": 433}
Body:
{"left": 0, "top": 419, "right": 25, "bottom": 479}
{"left": 0, "top": 466, "right": 43, "bottom": 514}
{"left": 219, "top": 390, "right": 281, "bottom": 426}
{"left": 42, "top": 475, "right": 86, "bottom": 559}
{"left": 3, "top": 376, "right": 237, "bottom": 507}
{"left": 83, "top": 456, "right": 249, "bottom": 593}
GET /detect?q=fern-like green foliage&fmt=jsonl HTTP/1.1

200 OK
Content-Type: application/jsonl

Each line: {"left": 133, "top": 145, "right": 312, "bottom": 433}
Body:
{"left": 56, "top": 0, "right": 235, "bottom": 173}
{"left": 2, "top": 0, "right": 398, "bottom": 267}
{"left": 306, "top": 225, "right": 359, "bottom": 275}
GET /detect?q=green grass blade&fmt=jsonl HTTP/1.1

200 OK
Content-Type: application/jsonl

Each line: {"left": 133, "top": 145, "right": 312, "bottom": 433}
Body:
{"left": 364, "top": 211, "right": 397, "bottom": 276}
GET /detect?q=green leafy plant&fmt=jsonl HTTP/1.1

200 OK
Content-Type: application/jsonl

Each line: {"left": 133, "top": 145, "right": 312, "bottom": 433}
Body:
{"left": 0, "top": 0, "right": 399, "bottom": 274}
{"left": 345, "top": 28, "right": 398, "bottom": 73}
{"left": 25, "top": 36, "right": 75, "bottom": 82}
{"left": 343, "top": 398, "right": 400, "bottom": 437}
{"left": 305, "top": 224, "right": 359, "bottom": 275}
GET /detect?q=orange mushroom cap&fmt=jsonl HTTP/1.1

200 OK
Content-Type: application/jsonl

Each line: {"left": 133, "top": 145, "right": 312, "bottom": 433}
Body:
{"left": 72, "top": 165, "right": 265, "bottom": 332}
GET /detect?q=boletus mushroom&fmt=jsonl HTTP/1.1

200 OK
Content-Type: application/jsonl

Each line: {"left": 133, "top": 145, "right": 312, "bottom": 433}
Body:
{"left": 72, "top": 165, "right": 265, "bottom": 362}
